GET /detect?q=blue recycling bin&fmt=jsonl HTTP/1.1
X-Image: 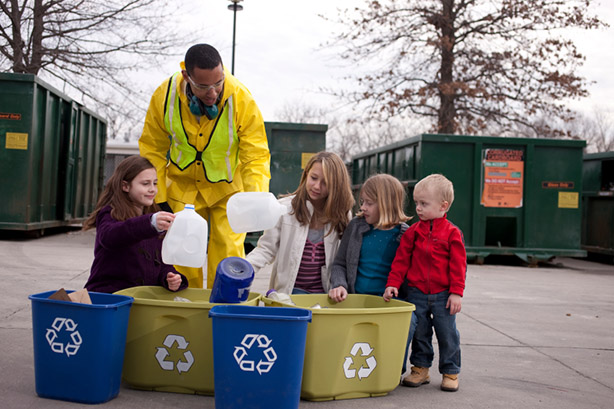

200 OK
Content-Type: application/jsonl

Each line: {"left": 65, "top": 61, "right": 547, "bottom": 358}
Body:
{"left": 29, "top": 290, "right": 133, "bottom": 403}
{"left": 209, "top": 305, "right": 311, "bottom": 409}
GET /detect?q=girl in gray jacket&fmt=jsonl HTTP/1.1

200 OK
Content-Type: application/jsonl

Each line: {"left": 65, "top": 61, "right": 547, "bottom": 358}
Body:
{"left": 329, "top": 174, "right": 411, "bottom": 302}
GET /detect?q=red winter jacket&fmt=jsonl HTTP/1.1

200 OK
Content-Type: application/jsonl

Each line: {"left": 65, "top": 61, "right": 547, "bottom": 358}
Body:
{"left": 386, "top": 214, "right": 466, "bottom": 296}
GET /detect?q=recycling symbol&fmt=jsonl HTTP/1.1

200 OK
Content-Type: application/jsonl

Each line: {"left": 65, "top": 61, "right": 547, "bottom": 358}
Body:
{"left": 45, "top": 317, "right": 82, "bottom": 357}
{"left": 343, "top": 342, "right": 377, "bottom": 380}
{"left": 233, "top": 334, "right": 277, "bottom": 375}
{"left": 155, "top": 334, "right": 194, "bottom": 374}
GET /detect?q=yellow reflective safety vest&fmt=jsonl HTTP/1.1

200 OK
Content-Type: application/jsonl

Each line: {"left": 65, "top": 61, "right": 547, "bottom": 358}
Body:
{"left": 163, "top": 72, "right": 239, "bottom": 183}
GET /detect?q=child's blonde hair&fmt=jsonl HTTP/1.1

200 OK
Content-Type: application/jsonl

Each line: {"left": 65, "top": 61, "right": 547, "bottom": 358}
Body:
{"left": 414, "top": 174, "right": 454, "bottom": 209}
{"left": 357, "top": 174, "right": 411, "bottom": 229}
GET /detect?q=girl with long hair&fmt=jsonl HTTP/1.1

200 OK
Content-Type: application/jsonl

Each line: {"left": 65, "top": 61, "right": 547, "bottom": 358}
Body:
{"left": 83, "top": 155, "right": 188, "bottom": 293}
{"left": 246, "top": 151, "right": 354, "bottom": 294}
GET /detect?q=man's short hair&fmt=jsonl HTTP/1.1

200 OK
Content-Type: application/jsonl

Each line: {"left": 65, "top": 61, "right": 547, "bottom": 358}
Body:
{"left": 184, "top": 44, "right": 223, "bottom": 74}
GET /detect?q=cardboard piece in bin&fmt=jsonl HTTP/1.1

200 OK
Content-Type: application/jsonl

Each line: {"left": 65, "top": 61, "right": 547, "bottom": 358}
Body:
{"left": 68, "top": 288, "right": 92, "bottom": 304}
{"left": 48, "top": 288, "right": 92, "bottom": 304}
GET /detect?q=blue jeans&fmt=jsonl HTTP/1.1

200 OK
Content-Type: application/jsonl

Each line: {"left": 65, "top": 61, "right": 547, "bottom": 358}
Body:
{"left": 405, "top": 287, "right": 461, "bottom": 375}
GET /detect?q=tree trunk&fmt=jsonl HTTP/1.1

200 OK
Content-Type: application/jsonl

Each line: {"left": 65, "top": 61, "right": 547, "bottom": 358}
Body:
{"left": 438, "top": 0, "right": 456, "bottom": 134}
{"left": 29, "top": 0, "right": 44, "bottom": 74}
{"left": 8, "top": 0, "right": 25, "bottom": 73}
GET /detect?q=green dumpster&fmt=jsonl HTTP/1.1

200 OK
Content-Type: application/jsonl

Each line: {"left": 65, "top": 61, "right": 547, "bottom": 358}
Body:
{"left": 0, "top": 73, "right": 107, "bottom": 232}
{"left": 351, "top": 134, "right": 587, "bottom": 264}
{"left": 582, "top": 151, "right": 614, "bottom": 256}
{"left": 265, "top": 122, "right": 327, "bottom": 196}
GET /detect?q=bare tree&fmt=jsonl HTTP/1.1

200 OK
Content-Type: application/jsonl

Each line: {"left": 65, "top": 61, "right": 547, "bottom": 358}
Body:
{"left": 274, "top": 101, "right": 329, "bottom": 125}
{"left": 275, "top": 100, "right": 426, "bottom": 161}
{"left": 0, "top": 0, "right": 187, "bottom": 137}
{"left": 326, "top": 0, "right": 607, "bottom": 138}
{"left": 328, "top": 115, "right": 427, "bottom": 161}
{"left": 564, "top": 108, "right": 614, "bottom": 153}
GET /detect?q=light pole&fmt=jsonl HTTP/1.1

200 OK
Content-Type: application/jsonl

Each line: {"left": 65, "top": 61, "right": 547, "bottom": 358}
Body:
{"left": 227, "top": 0, "right": 243, "bottom": 75}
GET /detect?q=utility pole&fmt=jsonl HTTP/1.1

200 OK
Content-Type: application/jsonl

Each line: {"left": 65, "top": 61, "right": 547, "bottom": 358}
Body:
{"left": 227, "top": 0, "right": 244, "bottom": 75}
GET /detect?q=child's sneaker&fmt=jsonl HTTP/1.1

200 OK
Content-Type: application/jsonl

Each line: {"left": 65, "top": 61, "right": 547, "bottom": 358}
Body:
{"left": 441, "top": 374, "right": 459, "bottom": 392}
{"left": 401, "top": 366, "right": 430, "bottom": 387}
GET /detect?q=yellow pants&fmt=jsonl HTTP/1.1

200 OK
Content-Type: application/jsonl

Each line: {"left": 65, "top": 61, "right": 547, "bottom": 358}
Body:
{"left": 167, "top": 194, "right": 246, "bottom": 288}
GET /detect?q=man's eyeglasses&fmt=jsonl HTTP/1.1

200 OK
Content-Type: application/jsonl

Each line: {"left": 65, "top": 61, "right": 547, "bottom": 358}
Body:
{"left": 187, "top": 75, "right": 225, "bottom": 92}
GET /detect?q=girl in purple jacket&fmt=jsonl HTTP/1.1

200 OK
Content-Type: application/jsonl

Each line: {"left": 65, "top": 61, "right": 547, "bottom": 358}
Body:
{"left": 83, "top": 155, "right": 188, "bottom": 293}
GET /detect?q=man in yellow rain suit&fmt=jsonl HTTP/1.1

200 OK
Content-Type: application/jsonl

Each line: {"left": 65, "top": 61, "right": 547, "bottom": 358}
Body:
{"left": 139, "top": 44, "right": 270, "bottom": 288}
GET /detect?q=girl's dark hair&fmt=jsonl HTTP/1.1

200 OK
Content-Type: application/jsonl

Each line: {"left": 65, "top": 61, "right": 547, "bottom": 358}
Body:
{"left": 289, "top": 151, "right": 354, "bottom": 236}
{"left": 82, "top": 155, "right": 159, "bottom": 230}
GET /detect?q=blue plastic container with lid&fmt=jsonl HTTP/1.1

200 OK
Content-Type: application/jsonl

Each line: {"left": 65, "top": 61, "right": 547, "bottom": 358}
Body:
{"left": 209, "top": 305, "right": 311, "bottom": 409}
{"left": 209, "top": 257, "right": 255, "bottom": 303}
{"left": 29, "top": 290, "right": 133, "bottom": 403}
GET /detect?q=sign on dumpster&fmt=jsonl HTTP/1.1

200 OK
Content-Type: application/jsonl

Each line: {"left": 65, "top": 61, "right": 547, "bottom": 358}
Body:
{"left": 481, "top": 148, "right": 524, "bottom": 208}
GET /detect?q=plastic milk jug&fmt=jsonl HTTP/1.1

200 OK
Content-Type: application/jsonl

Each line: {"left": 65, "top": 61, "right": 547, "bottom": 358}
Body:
{"left": 265, "top": 289, "right": 295, "bottom": 305}
{"left": 209, "top": 257, "right": 255, "bottom": 303}
{"left": 226, "top": 192, "right": 289, "bottom": 233}
{"left": 162, "top": 204, "right": 208, "bottom": 268}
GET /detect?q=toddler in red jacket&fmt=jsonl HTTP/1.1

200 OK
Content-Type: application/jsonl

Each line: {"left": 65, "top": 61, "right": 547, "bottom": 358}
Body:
{"left": 384, "top": 174, "right": 466, "bottom": 392}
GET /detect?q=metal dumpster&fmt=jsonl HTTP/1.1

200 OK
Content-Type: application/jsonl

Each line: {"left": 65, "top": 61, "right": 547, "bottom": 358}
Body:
{"left": 351, "top": 133, "right": 587, "bottom": 264}
{"left": 265, "top": 122, "right": 327, "bottom": 196}
{"left": 0, "top": 73, "right": 107, "bottom": 232}
{"left": 582, "top": 151, "right": 614, "bottom": 257}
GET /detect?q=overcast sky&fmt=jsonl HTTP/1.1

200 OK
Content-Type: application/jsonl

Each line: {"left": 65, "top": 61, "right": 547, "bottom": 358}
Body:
{"left": 143, "top": 0, "right": 613, "bottom": 125}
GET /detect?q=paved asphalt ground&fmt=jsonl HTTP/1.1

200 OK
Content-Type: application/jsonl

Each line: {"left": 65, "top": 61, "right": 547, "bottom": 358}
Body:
{"left": 1, "top": 227, "right": 613, "bottom": 409}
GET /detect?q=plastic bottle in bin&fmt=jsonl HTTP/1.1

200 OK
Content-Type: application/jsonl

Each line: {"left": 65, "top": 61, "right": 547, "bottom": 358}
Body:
{"left": 226, "top": 192, "right": 289, "bottom": 233}
{"left": 162, "top": 204, "right": 207, "bottom": 268}
{"left": 266, "top": 289, "right": 295, "bottom": 305}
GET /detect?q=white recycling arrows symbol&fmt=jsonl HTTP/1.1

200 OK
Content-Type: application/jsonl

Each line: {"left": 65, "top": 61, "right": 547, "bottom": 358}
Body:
{"left": 343, "top": 342, "right": 377, "bottom": 380}
{"left": 155, "top": 334, "right": 194, "bottom": 373}
{"left": 233, "top": 334, "right": 277, "bottom": 375}
{"left": 45, "top": 317, "right": 82, "bottom": 357}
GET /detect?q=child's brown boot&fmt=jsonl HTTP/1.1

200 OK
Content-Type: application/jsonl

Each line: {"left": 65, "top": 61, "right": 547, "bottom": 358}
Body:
{"left": 401, "top": 366, "right": 430, "bottom": 387}
{"left": 441, "top": 374, "right": 459, "bottom": 392}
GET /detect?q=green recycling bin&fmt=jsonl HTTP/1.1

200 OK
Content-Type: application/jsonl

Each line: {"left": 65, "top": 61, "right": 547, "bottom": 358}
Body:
{"left": 113, "top": 286, "right": 261, "bottom": 395}
{"left": 263, "top": 294, "right": 415, "bottom": 401}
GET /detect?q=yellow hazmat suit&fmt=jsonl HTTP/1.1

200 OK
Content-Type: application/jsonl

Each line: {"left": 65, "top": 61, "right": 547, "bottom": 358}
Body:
{"left": 139, "top": 66, "right": 270, "bottom": 288}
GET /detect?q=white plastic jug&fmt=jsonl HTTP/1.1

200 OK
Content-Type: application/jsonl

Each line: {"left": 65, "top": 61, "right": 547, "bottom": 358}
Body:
{"left": 162, "top": 204, "right": 208, "bottom": 268}
{"left": 226, "top": 192, "right": 288, "bottom": 233}
{"left": 265, "top": 289, "right": 295, "bottom": 305}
